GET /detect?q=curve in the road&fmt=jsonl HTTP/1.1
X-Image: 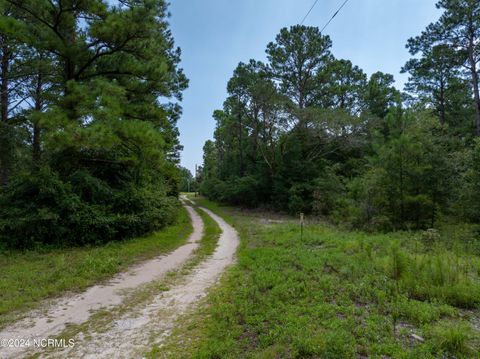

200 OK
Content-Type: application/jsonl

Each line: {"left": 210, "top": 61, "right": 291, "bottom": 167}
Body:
{"left": 51, "top": 205, "right": 240, "bottom": 358}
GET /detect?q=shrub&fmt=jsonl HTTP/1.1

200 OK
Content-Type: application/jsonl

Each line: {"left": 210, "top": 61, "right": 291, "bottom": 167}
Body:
{"left": 223, "top": 176, "right": 263, "bottom": 207}
{"left": 420, "top": 228, "right": 441, "bottom": 248}
{"left": 200, "top": 178, "right": 226, "bottom": 202}
{"left": 288, "top": 182, "right": 314, "bottom": 214}
{"left": 0, "top": 167, "right": 178, "bottom": 248}
{"left": 456, "top": 139, "right": 480, "bottom": 223}
{"left": 398, "top": 252, "right": 480, "bottom": 309}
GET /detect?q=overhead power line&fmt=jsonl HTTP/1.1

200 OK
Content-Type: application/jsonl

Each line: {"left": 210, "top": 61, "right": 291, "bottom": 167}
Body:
{"left": 320, "top": 0, "right": 351, "bottom": 33}
{"left": 300, "top": 0, "right": 352, "bottom": 34}
{"left": 300, "top": 0, "right": 320, "bottom": 25}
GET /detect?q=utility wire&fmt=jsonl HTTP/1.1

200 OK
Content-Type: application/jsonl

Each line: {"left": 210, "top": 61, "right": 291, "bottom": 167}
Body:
{"left": 320, "top": 0, "right": 350, "bottom": 33}
{"left": 300, "top": 0, "right": 352, "bottom": 34}
{"left": 300, "top": 0, "right": 320, "bottom": 25}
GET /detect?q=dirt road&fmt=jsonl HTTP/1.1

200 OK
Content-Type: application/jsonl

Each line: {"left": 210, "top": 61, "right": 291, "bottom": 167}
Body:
{"left": 0, "top": 201, "right": 239, "bottom": 358}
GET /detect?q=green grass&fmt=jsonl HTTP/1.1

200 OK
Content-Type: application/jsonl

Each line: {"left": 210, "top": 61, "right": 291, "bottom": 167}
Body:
{"left": 0, "top": 206, "right": 193, "bottom": 330}
{"left": 170, "top": 197, "right": 480, "bottom": 359}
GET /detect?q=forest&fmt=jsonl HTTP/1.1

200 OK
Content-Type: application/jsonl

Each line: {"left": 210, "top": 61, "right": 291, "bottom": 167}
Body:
{"left": 0, "top": 0, "right": 187, "bottom": 248}
{"left": 0, "top": 1, "right": 480, "bottom": 357}
{"left": 199, "top": 0, "right": 480, "bottom": 232}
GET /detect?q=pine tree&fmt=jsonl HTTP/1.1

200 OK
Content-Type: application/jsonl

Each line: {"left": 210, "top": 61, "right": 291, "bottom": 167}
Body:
{"left": 407, "top": 0, "right": 480, "bottom": 136}
{"left": 0, "top": 0, "right": 188, "bottom": 247}
{"left": 266, "top": 25, "right": 332, "bottom": 112}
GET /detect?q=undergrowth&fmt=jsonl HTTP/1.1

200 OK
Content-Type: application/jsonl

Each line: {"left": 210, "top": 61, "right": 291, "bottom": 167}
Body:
{"left": 168, "top": 197, "right": 480, "bottom": 359}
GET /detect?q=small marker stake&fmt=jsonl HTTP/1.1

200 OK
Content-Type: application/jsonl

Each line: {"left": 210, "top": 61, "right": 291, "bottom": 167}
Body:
{"left": 300, "top": 213, "right": 304, "bottom": 240}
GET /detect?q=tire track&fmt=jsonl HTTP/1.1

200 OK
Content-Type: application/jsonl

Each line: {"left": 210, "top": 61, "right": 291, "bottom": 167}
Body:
{"left": 0, "top": 203, "right": 203, "bottom": 359}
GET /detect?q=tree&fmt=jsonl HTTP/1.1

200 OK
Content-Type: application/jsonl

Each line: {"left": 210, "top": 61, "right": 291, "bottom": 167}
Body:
{"left": 202, "top": 26, "right": 373, "bottom": 213}
{"left": 319, "top": 59, "right": 367, "bottom": 115}
{"left": 0, "top": 0, "right": 188, "bottom": 248}
{"left": 403, "top": 44, "right": 472, "bottom": 129}
{"left": 456, "top": 138, "right": 480, "bottom": 221}
{"left": 0, "top": 2, "right": 26, "bottom": 185}
{"left": 407, "top": 0, "right": 480, "bottom": 136}
{"left": 200, "top": 12, "right": 476, "bottom": 231}
{"left": 0, "top": 26, "right": 15, "bottom": 185}
{"left": 226, "top": 60, "right": 286, "bottom": 177}
{"left": 178, "top": 166, "right": 193, "bottom": 192}
{"left": 266, "top": 25, "right": 332, "bottom": 112}
{"left": 353, "top": 112, "right": 452, "bottom": 230}
{"left": 364, "top": 72, "right": 399, "bottom": 119}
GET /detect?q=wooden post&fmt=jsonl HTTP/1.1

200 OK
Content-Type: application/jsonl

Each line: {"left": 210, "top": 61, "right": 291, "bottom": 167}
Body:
{"left": 300, "top": 213, "right": 304, "bottom": 240}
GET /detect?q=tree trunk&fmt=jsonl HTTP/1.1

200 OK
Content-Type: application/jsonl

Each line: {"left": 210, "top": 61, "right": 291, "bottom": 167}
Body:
{"left": 467, "top": 28, "right": 480, "bottom": 136}
{"left": 399, "top": 145, "right": 405, "bottom": 229}
{"left": 1, "top": 45, "right": 8, "bottom": 123}
{"left": 32, "top": 71, "right": 43, "bottom": 163}
{"left": 471, "top": 65, "right": 480, "bottom": 136}
{"left": 439, "top": 78, "right": 446, "bottom": 125}
{"left": 0, "top": 42, "right": 10, "bottom": 186}
{"left": 252, "top": 109, "right": 259, "bottom": 162}
{"left": 62, "top": 5, "right": 79, "bottom": 121}
{"left": 32, "top": 123, "right": 41, "bottom": 163}
{"left": 238, "top": 114, "right": 244, "bottom": 176}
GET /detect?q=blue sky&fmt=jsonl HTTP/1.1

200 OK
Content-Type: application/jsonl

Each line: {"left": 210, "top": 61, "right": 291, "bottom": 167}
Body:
{"left": 168, "top": 0, "right": 441, "bottom": 173}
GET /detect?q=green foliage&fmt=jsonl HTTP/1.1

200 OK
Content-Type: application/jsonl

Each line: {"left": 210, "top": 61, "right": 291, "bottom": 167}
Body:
{"left": 201, "top": 3, "right": 480, "bottom": 233}
{"left": 0, "top": 167, "right": 178, "bottom": 248}
{"left": 0, "top": 0, "right": 187, "bottom": 248}
{"left": 402, "top": 44, "right": 473, "bottom": 131}
{"left": 457, "top": 139, "right": 480, "bottom": 222}
{"left": 350, "top": 114, "right": 453, "bottom": 230}
{"left": 0, "top": 121, "right": 16, "bottom": 185}
{"left": 364, "top": 71, "right": 400, "bottom": 119}
{"left": 175, "top": 199, "right": 480, "bottom": 358}
{"left": 178, "top": 166, "right": 194, "bottom": 192}
{"left": 200, "top": 25, "right": 370, "bottom": 215}
{"left": 266, "top": 25, "right": 332, "bottom": 109}
{"left": 407, "top": 0, "right": 480, "bottom": 136}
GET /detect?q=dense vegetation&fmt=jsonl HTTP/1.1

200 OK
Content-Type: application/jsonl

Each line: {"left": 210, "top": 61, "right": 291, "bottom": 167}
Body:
{"left": 0, "top": 0, "right": 187, "bottom": 248}
{"left": 200, "top": 0, "right": 480, "bottom": 232}
{"left": 179, "top": 166, "right": 198, "bottom": 193}
{"left": 166, "top": 198, "right": 480, "bottom": 359}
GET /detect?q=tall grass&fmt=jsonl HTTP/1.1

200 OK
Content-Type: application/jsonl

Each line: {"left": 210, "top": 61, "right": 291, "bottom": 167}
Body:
{"left": 382, "top": 240, "right": 480, "bottom": 309}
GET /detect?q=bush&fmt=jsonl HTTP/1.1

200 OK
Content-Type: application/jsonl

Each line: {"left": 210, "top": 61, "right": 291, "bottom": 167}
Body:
{"left": 288, "top": 182, "right": 314, "bottom": 214}
{"left": 420, "top": 228, "right": 441, "bottom": 248}
{"left": 202, "top": 176, "right": 268, "bottom": 208}
{"left": 200, "top": 177, "right": 227, "bottom": 202}
{"left": 223, "top": 176, "right": 263, "bottom": 207}
{"left": 397, "top": 251, "right": 480, "bottom": 309}
{"left": 457, "top": 139, "right": 480, "bottom": 223}
{"left": 0, "top": 167, "right": 178, "bottom": 249}
{"left": 311, "top": 169, "right": 345, "bottom": 216}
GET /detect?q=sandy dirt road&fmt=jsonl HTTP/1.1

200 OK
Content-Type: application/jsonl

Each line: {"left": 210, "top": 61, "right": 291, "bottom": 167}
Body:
{"left": 0, "top": 201, "right": 238, "bottom": 358}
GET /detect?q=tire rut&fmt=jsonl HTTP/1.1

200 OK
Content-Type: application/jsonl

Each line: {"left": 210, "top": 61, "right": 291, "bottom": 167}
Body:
{"left": 0, "top": 203, "right": 203, "bottom": 359}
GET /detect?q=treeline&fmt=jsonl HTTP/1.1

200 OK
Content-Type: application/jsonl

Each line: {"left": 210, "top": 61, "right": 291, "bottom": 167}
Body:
{"left": 0, "top": 0, "right": 187, "bottom": 248}
{"left": 200, "top": 0, "right": 480, "bottom": 231}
